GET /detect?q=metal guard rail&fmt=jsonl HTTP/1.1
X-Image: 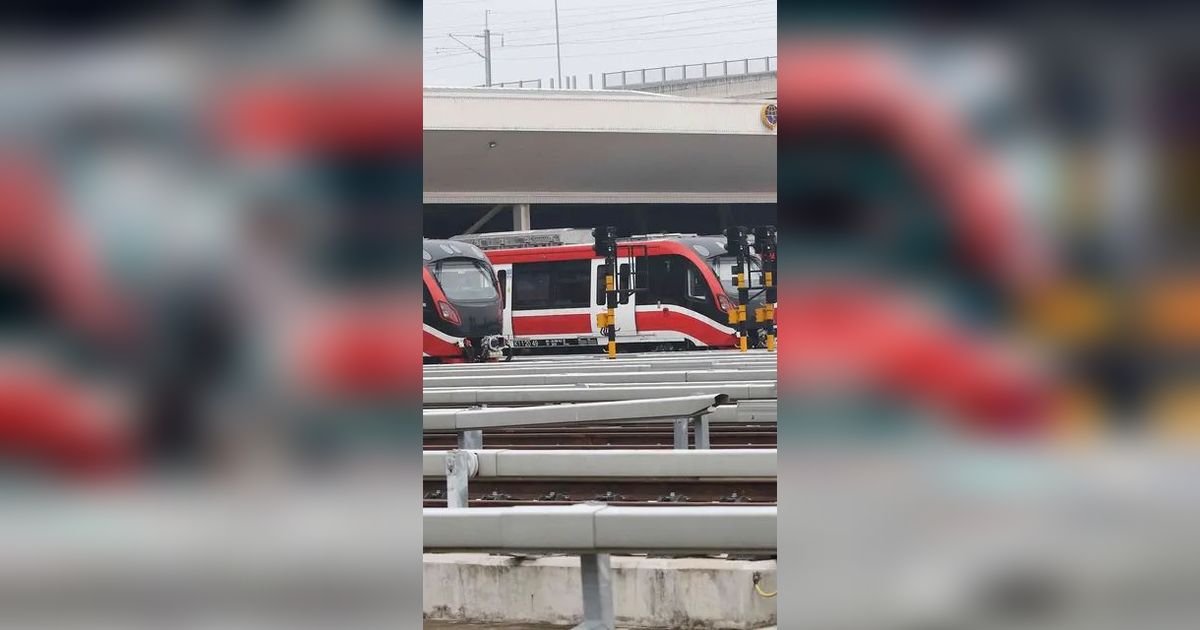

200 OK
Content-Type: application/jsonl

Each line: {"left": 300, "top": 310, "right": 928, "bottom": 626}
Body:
{"left": 423, "top": 369, "right": 777, "bottom": 388}
{"left": 602, "top": 55, "right": 776, "bottom": 89}
{"left": 423, "top": 383, "right": 776, "bottom": 405}
{"left": 423, "top": 448, "right": 777, "bottom": 478}
{"left": 423, "top": 394, "right": 726, "bottom": 430}
{"left": 424, "top": 503, "right": 777, "bottom": 554}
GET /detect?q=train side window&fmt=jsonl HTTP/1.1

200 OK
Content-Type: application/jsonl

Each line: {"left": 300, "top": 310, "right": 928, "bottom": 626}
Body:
{"left": 639, "top": 254, "right": 693, "bottom": 307}
{"left": 618, "top": 263, "right": 631, "bottom": 305}
{"left": 496, "top": 270, "right": 506, "bottom": 308}
{"left": 555, "top": 261, "right": 590, "bottom": 307}
{"left": 512, "top": 265, "right": 551, "bottom": 310}
{"left": 513, "top": 260, "right": 590, "bottom": 310}
{"left": 687, "top": 267, "right": 708, "bottom": 300}
{"left": 595, "top": 264, "right": 606, "bottom": 305}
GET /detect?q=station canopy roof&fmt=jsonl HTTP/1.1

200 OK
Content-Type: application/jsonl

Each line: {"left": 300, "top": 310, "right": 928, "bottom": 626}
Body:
{"left": 423, "top": 87, "right": 777, "bottom": 205}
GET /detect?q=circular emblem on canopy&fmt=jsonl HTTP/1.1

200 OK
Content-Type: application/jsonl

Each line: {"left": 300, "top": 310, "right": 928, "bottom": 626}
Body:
{"left": 761, "top": 103, "right": 777, "bottom": 130}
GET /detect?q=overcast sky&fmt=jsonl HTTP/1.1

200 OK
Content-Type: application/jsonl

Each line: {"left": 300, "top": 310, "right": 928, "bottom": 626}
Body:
{"left": 423, "top": 0, "right": 776, "bottom": 87}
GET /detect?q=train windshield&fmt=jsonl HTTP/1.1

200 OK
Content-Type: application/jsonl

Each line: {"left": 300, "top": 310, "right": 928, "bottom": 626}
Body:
{"left": 431, "top": 259, "right": 497, "bottom": 301}
{"left": 709, "top": 255, "right": 762, "bottom": 296}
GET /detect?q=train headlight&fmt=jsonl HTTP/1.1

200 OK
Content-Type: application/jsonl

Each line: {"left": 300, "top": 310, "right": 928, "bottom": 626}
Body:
{"left": 437, "top": 301, "right": 461, "bottom": 325}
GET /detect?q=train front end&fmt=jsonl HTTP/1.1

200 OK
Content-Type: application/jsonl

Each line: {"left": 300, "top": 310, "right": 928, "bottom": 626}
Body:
{"left": 423, "top": 239, "right": 509, "bottom": 363}
{"left": 700, "top": 236, "right": 775, "bottom": 349}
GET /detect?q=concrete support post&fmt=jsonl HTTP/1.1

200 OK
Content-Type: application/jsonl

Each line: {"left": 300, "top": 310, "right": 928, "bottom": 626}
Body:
{"left": 458, "top": 430, "right": 483, "bottom": 449}
{"left": 589, "top": 74, "right": 594, "bottom": 89}
{"left": 574, "top": 553, "right": 614, "bottom": 630}
{"left": 673, "top": 419, "right": 689, "bottom": 450}
{"left": 514, "top": 203, "right": 531, "bottom": 230}
{"left": 445, "top": 449, "right": 475, "bottom": 508}
{"left": 694, "top": 414, "right": 711, "bottom": 450}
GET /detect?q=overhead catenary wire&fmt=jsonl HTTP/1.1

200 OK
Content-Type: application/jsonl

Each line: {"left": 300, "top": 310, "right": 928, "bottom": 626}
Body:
{"left": 425, "top": 20, "right": 774, "bottom": 63}
{"left": 423, "top": 0, "right": 776, "bottom": 82}
{"left": 423, "top": 0, "right": 749, "bottom": 34}
{"left": 424, "top": 7, "right": 774, "bottom": 53}
{"left": 442, "top": 38, "right": 777, "bottom": 63}
{"left": 499, "top": 0, "right": 768, "bottom": 36}
{"left": 424, "top": 0, "right": 768, "bottom": 45}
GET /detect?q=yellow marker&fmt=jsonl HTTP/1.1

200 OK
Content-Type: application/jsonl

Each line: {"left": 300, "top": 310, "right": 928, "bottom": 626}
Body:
{"left": 739, "top": 336, "right": 748, "bottom": 352}
{"left": 766, "top": 334, "right": 775, "bottom": 352}
{"left": 605, "top": 275, "right": 614, "bottom": 291}
{"left": 607, "top": 340, "right": 616, "bottom": 359}
{"left": 764, "top": 271, "right": 773, "bottom": 287}
{"left": 736, "top": 273, "right": 744, "bottom": 288}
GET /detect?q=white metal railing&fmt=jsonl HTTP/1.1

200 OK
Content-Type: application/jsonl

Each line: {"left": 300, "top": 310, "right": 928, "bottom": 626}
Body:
{"left": 425, "top": 394, "right": 732, "bottom": 453}
{"left": 474, "top": 56, "right": 776, "bottom": 92}
{"left": 424, "top": 503, "right": 776, "bottom": 553}
{"left": 423, "top": 359, "right": 777, "bottom": 377}
{"left": 488, "top": 78, "right": 544, "bottom": 88}
{"left": 423, "top": 448, "right": 777, "bottom": 478}
{"left": 431, "top": 448, "right": 774, "bottom": 511}
{"left": 424, "top": 368, "right": 777, "bottom": 389}
{"left": 423, "top": 394, "right": 725, "bottom": 431}
{"left": 602, "top": 55, "right": 776, "bottom": 89}
{"left": 422, "top": 382, "right": 777, "bottom": 406}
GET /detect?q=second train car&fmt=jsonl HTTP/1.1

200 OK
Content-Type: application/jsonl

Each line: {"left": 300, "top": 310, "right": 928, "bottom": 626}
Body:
{"left": 453, "top": 229, "right": 767, "bottom": 353}
{"left": 423, "top": 239, "right": 510, "bottom": 363}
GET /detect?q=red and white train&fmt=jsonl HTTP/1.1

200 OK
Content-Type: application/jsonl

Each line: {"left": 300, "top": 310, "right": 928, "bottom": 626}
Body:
{"left": 422, "top": 239, "right": 510, "bottom": 363}
{"left": 454, "top": 229, "right": 769, "bottom": 353}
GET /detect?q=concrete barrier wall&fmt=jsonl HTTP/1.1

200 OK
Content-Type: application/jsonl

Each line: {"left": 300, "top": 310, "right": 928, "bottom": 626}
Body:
{"left": 632, "top": 73, "right": 777, "bottom": 100}
{"left": 424, "top": 553, "right": 776, "bottom": 629}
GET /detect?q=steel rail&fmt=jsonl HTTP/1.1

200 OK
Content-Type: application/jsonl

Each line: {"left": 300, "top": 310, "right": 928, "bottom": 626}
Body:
{"left": 423, "top": 448, "right": 776, "bottom": 478}
{"left": 423, "top": 383, "right": 775, "bottom": 406}
{"left": 423, "top": 394, "right": 725, "bottom": 431}
{"left": 422, "top": 360, "right": 777, "bottom": 377}
{"left": 423, "top": 504, "right": 777, "bottom": 554}
{"left": 424, "top": 369, "right": 776, "bottom": 388}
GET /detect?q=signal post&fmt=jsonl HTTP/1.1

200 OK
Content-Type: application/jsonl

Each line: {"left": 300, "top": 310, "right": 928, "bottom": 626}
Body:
{"left": 593, "top": 227, "right": 620, "bottom": 359}
{"left": 754, "top": 226, "right": 777, "bottom": 352}
{"left": 724, "top": 226, "right": 752, "bottom": 352}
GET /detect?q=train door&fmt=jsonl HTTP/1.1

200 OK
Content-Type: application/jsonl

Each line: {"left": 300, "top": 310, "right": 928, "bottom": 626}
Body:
{"left": 495, "top": 265, "right": 513, "bottom": 337}
{"left": 591, "top": 258, "right": 637, "bottom": 339}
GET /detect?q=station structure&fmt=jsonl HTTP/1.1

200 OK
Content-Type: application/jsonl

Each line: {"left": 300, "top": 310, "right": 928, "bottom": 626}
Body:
{"left": 423, "top": 86, "right": 778, "bottom": 231}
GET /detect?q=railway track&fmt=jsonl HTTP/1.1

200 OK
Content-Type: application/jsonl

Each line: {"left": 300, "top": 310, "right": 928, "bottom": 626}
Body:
{"left": 422, "top": 350, "right": 779, "bottom": 517}
{"left": 427, "top": 441, "right": 772, "bottom": 446}
{"left": 423, "top": 500, "right": 776, "bottom": 508}
{"left": 423, "top": 424, "right": 776, "bottom": 449}
{"left": 423, "top": 477, "right": 775, "bottom": 506}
